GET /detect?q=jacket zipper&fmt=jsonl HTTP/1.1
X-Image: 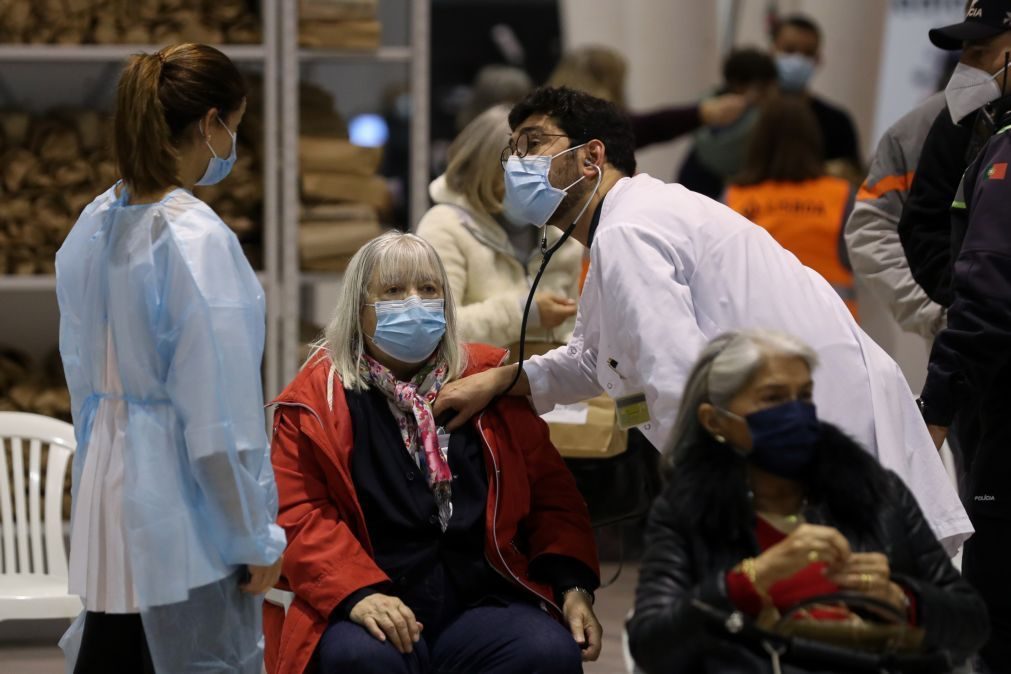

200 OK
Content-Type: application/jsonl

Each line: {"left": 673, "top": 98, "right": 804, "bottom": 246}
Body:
{"left": 476, "top": 412, "right": 561, "bottom": 614}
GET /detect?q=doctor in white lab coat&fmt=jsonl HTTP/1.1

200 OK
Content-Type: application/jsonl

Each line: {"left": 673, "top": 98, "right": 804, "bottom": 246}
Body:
{"left": 434, "top": 86, "right": 971, "bottom": 553}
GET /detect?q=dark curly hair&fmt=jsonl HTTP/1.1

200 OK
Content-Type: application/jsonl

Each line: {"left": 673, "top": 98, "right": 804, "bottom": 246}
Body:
{"left": 508, "top": 86, "right": 637, "bottom": 176}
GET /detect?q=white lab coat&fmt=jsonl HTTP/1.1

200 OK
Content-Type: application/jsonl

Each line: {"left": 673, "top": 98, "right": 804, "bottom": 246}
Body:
{"left": 525, "top": 174, "right": 971, "bottom": 553}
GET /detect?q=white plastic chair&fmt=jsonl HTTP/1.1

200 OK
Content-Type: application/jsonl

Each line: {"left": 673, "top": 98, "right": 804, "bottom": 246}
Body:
{"left": 0, "top": 411, "right": 82, "bottom": 621}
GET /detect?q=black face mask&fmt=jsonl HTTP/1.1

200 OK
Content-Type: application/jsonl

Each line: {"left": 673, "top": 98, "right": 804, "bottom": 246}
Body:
{"left": 722, "top": 401, "right": 821, "bottom": 479}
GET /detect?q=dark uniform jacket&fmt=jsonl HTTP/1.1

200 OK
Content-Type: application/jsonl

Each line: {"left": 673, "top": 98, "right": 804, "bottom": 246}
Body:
{"left": 921, "top": 106, "right": 1011, "bottom": 519}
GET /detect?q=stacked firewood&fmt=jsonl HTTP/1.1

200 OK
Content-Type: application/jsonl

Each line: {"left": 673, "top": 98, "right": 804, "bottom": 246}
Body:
{"left": 299, "top": 81, "right": 387, "bottom": 273}
{"left": 299, "top": 0, "right": 380, "bottom": 50}
{"left": 0, "top": 107, "right": 264, "bottom": 274}
{"left": 0, "top": 0, "right": 260, "bottom": 45}
{"left": 0, "top": 110, "right": 112, "bottom": 274}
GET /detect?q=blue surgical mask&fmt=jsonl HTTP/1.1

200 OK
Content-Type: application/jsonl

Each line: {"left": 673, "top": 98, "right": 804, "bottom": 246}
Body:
{"left": 368, "top": 296, "right": 446, "bottom": 364}
{"left": 722, "top": 401, "right": 821, "bottom": 479}
{"left": 502, "top": 144, "right": 587, "bottom": 227}
{"left": 196, "top": 116, "right": 237, "bottom": 187}
{"left": 776, "top": 53, "right": 816, "bottom": 92}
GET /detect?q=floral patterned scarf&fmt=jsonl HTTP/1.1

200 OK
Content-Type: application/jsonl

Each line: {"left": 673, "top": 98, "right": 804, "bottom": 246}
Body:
{"left": 360, "top": 354, "right": 453, "bottom": 530}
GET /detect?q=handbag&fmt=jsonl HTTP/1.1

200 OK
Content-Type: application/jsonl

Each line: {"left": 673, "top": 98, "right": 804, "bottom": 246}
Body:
{"left": 772, "top": 592, "right": 926, "bottom": 655}
{"left": 692, "top": 593, "right": 951, "bottom": 674}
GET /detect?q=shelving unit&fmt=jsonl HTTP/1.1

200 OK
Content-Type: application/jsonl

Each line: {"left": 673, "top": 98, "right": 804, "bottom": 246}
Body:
{"left": 278, "top": 0, "right": 431, "bottom": 385}
{"left": 0, "top": 44, "right": 267, "bottom": 62}
{"left": 0, "top": 0, "right": 282, "bottom": 398}
{"left": 0, "top": 0, "right": 432, "bottom": 399}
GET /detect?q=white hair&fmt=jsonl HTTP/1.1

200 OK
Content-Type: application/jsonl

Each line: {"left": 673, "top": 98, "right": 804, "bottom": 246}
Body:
{"left": 307, "top": 231, "right": 466, "bottom": 399}
{"left": 665, "top": 329, "right": 819, "bottom": 470}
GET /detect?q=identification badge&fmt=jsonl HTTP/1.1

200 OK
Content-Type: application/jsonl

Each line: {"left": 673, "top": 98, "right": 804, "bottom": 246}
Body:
{"left": 615, "top": 392, "right": 650, "bottom": 430}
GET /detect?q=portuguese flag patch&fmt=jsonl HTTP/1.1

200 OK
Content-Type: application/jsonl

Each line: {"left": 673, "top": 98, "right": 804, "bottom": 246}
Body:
{"left": 987, "top": 162, "right": 1007, "bottom": 180}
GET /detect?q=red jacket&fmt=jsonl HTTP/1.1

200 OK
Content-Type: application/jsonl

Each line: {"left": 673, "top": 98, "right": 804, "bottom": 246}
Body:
{"left": 264, "top": 344, "right": 599, "bottom": 674}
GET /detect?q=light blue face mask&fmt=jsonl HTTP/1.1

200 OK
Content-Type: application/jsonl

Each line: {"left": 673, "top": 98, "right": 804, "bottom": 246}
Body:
{"left": 368, "top": 296, "right": 447, "bottom": 363}
{"left": 196, "top": 116, "right": 237, "bottom": 187}
{"left": 776, "top": 53, "right": 816, "bottom": 92}
{"left": 502, "top": 143, "right": 587, "bottom": 227}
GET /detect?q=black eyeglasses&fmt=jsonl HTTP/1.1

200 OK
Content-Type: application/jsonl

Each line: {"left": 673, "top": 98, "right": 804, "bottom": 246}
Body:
{"left": 500, "top": 131, "right": 570, "bottom": 168}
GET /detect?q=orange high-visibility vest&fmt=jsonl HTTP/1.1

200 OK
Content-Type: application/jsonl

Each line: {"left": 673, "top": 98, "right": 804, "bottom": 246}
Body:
{"left": 725, "top": 176, "right": 857, "bottom": 317}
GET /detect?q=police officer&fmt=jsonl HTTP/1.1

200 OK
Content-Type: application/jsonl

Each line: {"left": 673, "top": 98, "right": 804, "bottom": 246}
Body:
{"left": 919, "top": 56, "right": 1011, "bottom": 670}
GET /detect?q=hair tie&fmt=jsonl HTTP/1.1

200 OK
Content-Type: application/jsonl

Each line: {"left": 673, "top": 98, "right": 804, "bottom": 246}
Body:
{"left": 157, "top": 53, "right": 166, "bottom": 64}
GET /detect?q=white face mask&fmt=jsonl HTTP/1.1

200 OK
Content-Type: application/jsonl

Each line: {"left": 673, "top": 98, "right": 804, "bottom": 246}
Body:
{"left": 945, "top": 61, "right": 1009, "bottom": 124}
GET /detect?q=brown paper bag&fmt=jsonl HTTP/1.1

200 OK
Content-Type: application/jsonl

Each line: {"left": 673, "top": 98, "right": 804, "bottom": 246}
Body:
{"left": 300, "top": 0, "right": 378, "bottom": 21}
{"left": 300, "top": 136, "right": 382, "bottom": 175}
{"left": 506, "top": 340, "right": 627, "bottom": 460}
{"left": 299, "top": 220, "right": 383, "bottom": 260}
{"left": 299, "top": 19, "right": 381, "bottom": 50}
{"left": 301, "top": 202, "right": 378, "bottom": 223}
{"left": 302, "top": 254, "right": 356, "bottom": 273}
{"left": 302, "top": 172, "right": 389, "bottom": 209}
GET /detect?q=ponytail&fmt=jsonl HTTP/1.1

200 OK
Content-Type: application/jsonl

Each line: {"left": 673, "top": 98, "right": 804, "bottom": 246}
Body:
{"left": 112, "top": 43, "right": 246, "bottom": 197}
{"left": 114, "top": 53, "right": 177, "bottom": 196}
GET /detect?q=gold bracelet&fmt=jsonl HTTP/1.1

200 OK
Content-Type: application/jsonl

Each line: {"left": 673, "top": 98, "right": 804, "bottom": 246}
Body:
{"left": 739, "top": 557, "right": 768, "bottom": 597}
{"left": 741, "top": 558, "right": 759, "bottom": 585}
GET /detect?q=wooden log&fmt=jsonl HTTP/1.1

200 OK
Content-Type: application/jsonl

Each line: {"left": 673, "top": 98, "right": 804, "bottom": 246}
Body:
{"left": 122, "top": 23, "right": 152, "bottom": 44}
{"left": 29, "top": 118, "right": 80, "bottom": 165}
{"left": 53, "top": 158, "right": 93, "bottom": 188}
{"left": 2, "top": 148, "right": 39, "bottom": 193}
{"left": 0, "top": 111, "right": 30, "bottom": 147}
{"left": 0, "top": 194, "right": 33, "bottom": 221}
{"left": 91, "top": 15, "right": 119, "bottom": 44}
{"left": 206, "top": 0, "right": 247, "bottom": 26}
{"left": 1, "top": 1, "right": 33, "bottom": 40}
{"left": 226, "top": 16, "right": 261, "bottom": 44}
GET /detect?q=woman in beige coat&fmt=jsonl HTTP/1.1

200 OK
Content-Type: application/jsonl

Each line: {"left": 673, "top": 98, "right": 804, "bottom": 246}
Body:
{"left": 416, "top": 105, "right": 583, "bottom": 347}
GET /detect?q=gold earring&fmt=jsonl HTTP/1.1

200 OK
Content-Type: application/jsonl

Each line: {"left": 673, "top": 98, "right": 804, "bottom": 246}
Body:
{"left": 714, "top": 434, "right": 726, "bottom": 444}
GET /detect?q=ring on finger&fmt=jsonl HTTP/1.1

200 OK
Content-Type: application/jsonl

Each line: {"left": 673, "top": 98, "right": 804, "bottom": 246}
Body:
{"left": 807, "top": 549, "right": 819, "bottom": 562}
{"left": 860, "top": 573, "right": 873, "bottom": 590}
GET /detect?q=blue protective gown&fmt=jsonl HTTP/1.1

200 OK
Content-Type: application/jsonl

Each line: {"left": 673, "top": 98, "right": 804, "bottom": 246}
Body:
{"left": 55, "top": 184, "right": 285, "bottom": 672}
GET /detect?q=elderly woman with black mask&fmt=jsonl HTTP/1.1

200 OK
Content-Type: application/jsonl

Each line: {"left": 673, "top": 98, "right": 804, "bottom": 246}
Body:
{"left": 626, "top": 330, "right": 988, "bottom": 674}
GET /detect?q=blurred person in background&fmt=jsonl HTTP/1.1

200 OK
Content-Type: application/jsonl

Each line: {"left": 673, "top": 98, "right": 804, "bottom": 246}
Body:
{"left": 844, "top": 91, "right": 948, "bottom": 341}
{"left": 455, "top": 64, "right": 533, "bottom": 132}
{"left": 626, "top": 330, "right": 988, "bottom": 673}
{"left": 725, "top": 96, "right": 857, "bottom": 317}
{"left": 677, "top": 48, "right": 780, "bottom": 199}
{"left": 417, "top": 105, "right": 582, "bottom": 348}
{"left": 770, "top": 13, "right": 862, "bottom": 176}
{"left": 549, "top": 45, "right": 753, "bottom": 156}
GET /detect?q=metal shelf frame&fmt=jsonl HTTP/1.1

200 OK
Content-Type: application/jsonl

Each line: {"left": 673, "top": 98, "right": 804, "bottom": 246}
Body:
{"left": 279, "top": 0, "right": 431, "bottom": 385}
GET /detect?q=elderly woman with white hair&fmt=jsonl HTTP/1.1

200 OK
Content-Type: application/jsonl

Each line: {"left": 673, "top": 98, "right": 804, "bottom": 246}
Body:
{"left": 627, "top": 330, "right": 988, "bottom": 674}
{"left": 417, "top": 104, "right": 584, "bottom": 348}
{"left": 264, "top": 231, "right": 602, "bottom": 674}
